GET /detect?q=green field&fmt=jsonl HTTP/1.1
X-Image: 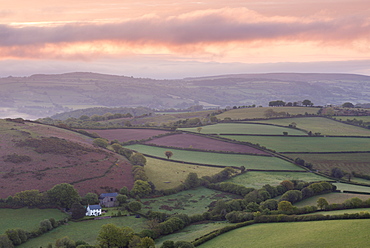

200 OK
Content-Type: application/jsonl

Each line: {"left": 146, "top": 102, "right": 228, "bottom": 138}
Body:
{"left": 305, "top": 208, "right": 370, "bottom": 216}
{"left": 155, "top": 221, "right": 233, "bottom": 247}
{"left": 246, "top": 117, "right": 370, "bottom": 136}
{"left": 179, "top": 123, "right": 307, "bottom": 135}
{"left": 140, "top": 187, "right": 241, "bottom": 216}
{"left": 216, "top": 107, "right": 319, "bottom": 120}
{"left": 335, "top": 116, "right": 370, "bottom": 122}
{"left": 221, "top": 135, "right": 370, "bottom": 153}
{"left": 285, "top": 153, "right": 370, "bottom": 175}
{"left": 294, "top": 192, "right": 370, "bottom": 207}
{"left": 333, "top": 182, "right": 370, "bottom": 193}
{"left": 125, "top": 144, "right": 304, "bottom": 171}
{"left": 198, "top": 219, "right": 370, "bottom": 248}
{"left": 18, "top": 216, "right": 146, "bottom": 248}
{"left": 227, "top": 171, "right": 328, "bottom": 189}
{"left": 0, "top": 208, "right": 69, "bottom": 234}
{"left": 145, "top": 157, "right": 223, "bottom": 190}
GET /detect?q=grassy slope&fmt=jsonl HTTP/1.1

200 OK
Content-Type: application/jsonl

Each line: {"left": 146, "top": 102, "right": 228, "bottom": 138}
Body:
{"left": 221, "top": 135, "right": 370, "bottom": 152}
{"left": 140, "top": 187, "right": 240, "bottom": 216}
{"left": 285, "top": 153, "right": 370, "bottom": 175}
{"left": 145, "top": 157, "right": 223, "bottom": 190}
{"left": 216, "top": 107, "right": 319, "bottom": 120}
{"left": 126, "top": 144, "right": 304, "bottom": 170}
{"left": 17, "top": 216, "right": 147, "bottom": 248}
{"left": 0, "top": 208, "right": 68, "bottom": 234}
{"left": 294, "top": 192, "right": 370, "bottom": 207}
{"left": 198, "top": 219, "right": 370, "bottom": 248}
{"left": 227, "top": 171, "right": 328, "bottom": 189}
{"left": 155, "top": 222, "right": 234, "bottom": 247}
{"left": 179, "top": 123, "right": 307, "bottom": 135}
{"left": 246, "top": 117, "right": 370, "bottom": 136}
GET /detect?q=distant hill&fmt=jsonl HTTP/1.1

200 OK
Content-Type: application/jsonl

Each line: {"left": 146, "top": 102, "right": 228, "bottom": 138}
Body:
{"left": 0, "top": 72, "right": 369, "bottom": 119}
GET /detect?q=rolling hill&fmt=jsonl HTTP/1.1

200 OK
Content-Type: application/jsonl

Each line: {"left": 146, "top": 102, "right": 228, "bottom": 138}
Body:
{"left": 1, "top": 72, "right": 370, "bottom": 119}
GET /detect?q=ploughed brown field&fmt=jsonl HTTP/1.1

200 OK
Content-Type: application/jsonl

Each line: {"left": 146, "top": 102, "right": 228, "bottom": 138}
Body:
{"left": 0, "top": 120, "right": 134, "bottom": 198}
{"left": 144, "top": 133, "right": 269, "bottom": 155}
{"left": 85, "top": 128, "right": 170, "bottom": 142}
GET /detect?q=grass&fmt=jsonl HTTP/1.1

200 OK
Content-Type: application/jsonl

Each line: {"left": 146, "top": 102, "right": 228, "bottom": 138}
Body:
{"left": 155, "top": 221, "right": 233, "bottom": 247}
{"left": 145, "top": 157, "right": 223, "bottom": 190}
{"left": 221, "top": 135, "right": 370, "bottom": 152}
{"left": 197, "top": 219, "right": 370, "bottom": 248}
{"left": 18, "top": 216, "right": 147, "bottom": 248}
{"left": 227, "top": 171, "right": 329, "bottom": 189}
{"left": 125, "top": 144, "right": 304, "bottom": 171}
{"left": 140, "top": 187, "right": 241, "bottom": 216}
{"left": 216, "top": 107, "right": 319, "bottom": 120}
{"left": 305, "top": 208, "right": 370, "bottom": 216}
{"left": 179, "top": 123, "right": 307, "bottom": 135}
{"left": 333, "top": 182, "right": 370, "bottom": 193}
{"left": 246, "top": 117, "right": 370, "bottom": 136}
{"left": 0, "top": 208, "right": 69, "bottom": 234}
{"left": 294, "top": 192, "right": 370, "bottom": 207}
{"left": 285, "top": 153, "right": 370, "bottom": 175}
{"left": 335, "top": 116, "right": 370, "bottom": 122}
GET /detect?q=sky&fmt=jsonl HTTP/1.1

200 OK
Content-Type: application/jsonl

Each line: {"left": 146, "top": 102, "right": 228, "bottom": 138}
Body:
{"left": 0, "top": 0, "right": 369, "bottom": 79}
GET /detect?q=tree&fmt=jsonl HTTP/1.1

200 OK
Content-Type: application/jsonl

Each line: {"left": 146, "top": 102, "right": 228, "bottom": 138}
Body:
{"left": 280, "top": 180, "right": 294, "bottom": 191}
{"left": 130, "top": 153, "right": 147, "bottom": 166}
{"left": 116, "top": 194, "right": 128, "bottom": 205}
{"left": 165, "top": 151, "right": 173, "bottom": 159}
{"left": 71, "top": 202, "right": 86, "bottom": 219}
{"left": 331, "top": 167, "right": 344, "bottom": 179}
{"left": 302, "top": 99, "right": 313, "bottom": 107}
{"left": 128, "top": 201, "right": 142, "bottom": 212}
{"left": 55, "top": 236, "right": 76, "bottom": 248}
{"left": 82, "top": 193, "right": 99, "bottom": 205}
{"left": 120, "top": 186, "right": 129, "bottom": 195}
{"left": 0, "top": 234, "right": 14, "bottom": 248}
{"left": 98, "top": 224, "right": 134, "bottom": 248}
{"left": 131, "top": 180, "right": 152, "bottom": 197}
{"left": 93, "top": 138, "right": 109, "bottom": 148}
{"left": 184, "top": 173, "right": 200, "bottom": 189}
{"left": 342, "top": 102, "right": 354, "bottom": 108}
{"left": 317, "top": 197, "right": 329, "bottom": 210}
{"left": 39, "top": 219, "right": 53, "bottom": 233}
{"left": 111, "top": 143, "right": 123, "bottom": 153}
{"left": 47, "top": 183, "right": 80, "bottom": 209}
{"left": 196, "top": 127, "right": 202, "bottom": 133}
{"left": 278, "top": 201, "right": 294, "bottom": 212}
{"left": 280, "top": 190, "right": 302, "bottom": 204}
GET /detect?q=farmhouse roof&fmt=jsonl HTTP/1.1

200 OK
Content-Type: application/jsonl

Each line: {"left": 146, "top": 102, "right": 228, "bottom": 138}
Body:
{"left": 99, "top": 192, "right": 118, "bottom": 198}
{"left": 88, "top": 204, "right": 102, "bottom": 210}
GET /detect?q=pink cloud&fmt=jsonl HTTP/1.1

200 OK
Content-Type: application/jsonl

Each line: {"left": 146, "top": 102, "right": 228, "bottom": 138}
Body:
{"left": 0, "top": 8, "right": 369, "bottom": 59}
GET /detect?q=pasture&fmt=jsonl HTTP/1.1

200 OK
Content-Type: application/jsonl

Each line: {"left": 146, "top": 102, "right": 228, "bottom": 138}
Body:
{"left": 0, "top": 208, "right": 68, "bottom": 235}
{"left": 144, "top": 133, "right": 268, "bottom": 154}
{"left": 144, "top": 157, "right": 224, "bottom": 190}
{"left": 333, "top": 182, "right": 370, "bottom": 193}
{"left": 197, "top": 219, "right": 370, "bottom": 248}
{"left": 155, "top": 221, "right": 233, "bottom": 247}
{"left": 179, "top": 123, "right": 306, "bottom": 135}
{"left": 17, "top": 216, "right": 147, "bottom": 248}
{"left": 140, "top": 187, "right": 241, "bottom": 215}
{"left": 246, "top": 117, "right": 370, "bottom": 136}
{"left": 286, "top": 153, "right": 370, "bottom": 175}
{"left": 227, "top": 171, "right": 328, "bottom": 188}
{"left": 221, "top": 135, "right": 370, "bottom": 153}
{"left": 294, "top": 192, "right": 370, "bottom": 207}
{"left": 125, "top": 144, "right": 304, "bottom": 171}
{"left": 216, "top": 107, "right": 319, "bottom": 120}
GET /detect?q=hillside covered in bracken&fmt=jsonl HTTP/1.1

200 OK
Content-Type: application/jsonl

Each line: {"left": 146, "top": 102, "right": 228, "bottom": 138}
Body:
{"left": 0, "top": 119, "right": 134, "bottom": 198}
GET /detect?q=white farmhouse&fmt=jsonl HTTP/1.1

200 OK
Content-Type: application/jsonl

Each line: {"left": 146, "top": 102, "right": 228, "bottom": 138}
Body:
{"left": 86, "top": 205, "right": 102, "bottom": 216}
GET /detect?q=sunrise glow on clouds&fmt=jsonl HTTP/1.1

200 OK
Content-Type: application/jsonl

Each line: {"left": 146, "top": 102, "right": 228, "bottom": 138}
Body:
{"left": 0, "top": 0, "right": 369, "bottom": 78}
